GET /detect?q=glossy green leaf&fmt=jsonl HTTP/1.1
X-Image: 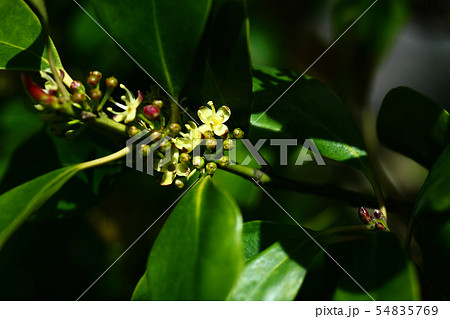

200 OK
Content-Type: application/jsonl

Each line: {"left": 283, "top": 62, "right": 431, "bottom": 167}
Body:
{"left": 377, "top": 87, "right": 450, "bottom": 169}
{"left": 227, "top": 236, "right": 318, "bottom": 301}
{"left": 131, "top": 273, "right": 150, "bottom": 301}
{"left": 181, "top": 0, "right": 252, "bottom": 131}
{"left": 333, "top": 232, "right": 420, "bottom": 301}
{"left": 243, "top": 220, "right": 312, "bottom": 260}
{"left": 412, "top": 145, "right": 450, "bottom": 298}
{"left": 91, "top": 0, "right": 212, "bottom": 98}
{"left": 0, "top": 0, "right": 63, "bottom": 72}
{"left": 146, "top": 176, "right": 243, "bottom": 300}
{"left": 250, "top": 66, "right": 370, "bottom": 175}
{"left": 0, "top": 166, "right": 79, "bottom": 249}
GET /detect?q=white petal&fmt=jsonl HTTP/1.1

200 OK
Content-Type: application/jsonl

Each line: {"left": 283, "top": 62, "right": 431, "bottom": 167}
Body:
{"left": 124, "top": 109, "right": 137, "bottom": 123}
{"left": 154, "top": 158, "right": 166, "bottom": 172}
{"left": 160, "top": 171, "right": 175, "bottom": 186}
{"left": 170, "top": 147, "right": 179, "bottom": 164}
{"left": 185, "top": 121, "right": 198, "bottom": 131}
{"left": 174, "top": 137, "right": 192, "bottom": 152}
{"left": 176, "top": 163, "right": 190, "bottom": 177}
{"left": 198, "top": 106, "right": 213, "bottom": 124}
{"left": 198, "top": 124, "right": 212, "bottom": 134}
{"left": 214, "top": 124, "right": 228, "bottom": 137}
{"left": 216, "top": 106, "right": 231, "bottom": 123}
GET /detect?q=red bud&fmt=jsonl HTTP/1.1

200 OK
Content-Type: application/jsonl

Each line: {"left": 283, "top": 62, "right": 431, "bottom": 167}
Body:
{"left": 375, "top": 222, "right": 387, "bottom": 231}
{"left": 358, "top": 207, "right": 371, "bottom": 225}
{"left": 21, "top": 74, "right": 56, "bottom": 105}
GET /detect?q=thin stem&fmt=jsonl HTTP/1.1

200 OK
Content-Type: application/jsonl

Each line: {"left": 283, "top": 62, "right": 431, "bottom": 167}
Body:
{"left": 76, "top": 147, "right": 129, "bottom": 171}
{"left": 219, "top": 164, "right": 412, "bottom": 212}
{"left": 170, "top": 100, "right": 179, "bottom": 124}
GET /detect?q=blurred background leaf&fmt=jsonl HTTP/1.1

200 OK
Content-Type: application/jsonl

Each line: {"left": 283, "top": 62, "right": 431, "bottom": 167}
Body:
{"left": 377, "top": 87, "right": 450, "bottom": 169}
{"left": 91, "top": 0, "right": 212, "bottom": 99}
{"left": 412, "top": 145, "right": 450, "bottom": 299}
{"left": 181, "top": 0, "right": 252, "bottom": 131}
{"left": 332, "top": 232, "right": 420, "bottom": 301}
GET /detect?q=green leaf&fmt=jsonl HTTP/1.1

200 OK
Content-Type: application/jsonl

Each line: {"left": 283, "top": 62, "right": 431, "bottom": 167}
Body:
{"left": 412, "top": 145, "right": 450, "bottom": 220}
{"left": 91, "top": 0, "right": 212, "bottom": 98}
{"left": 250, "top": 66, "right": 370, "bottom": 175}
{"left": 242, "top": 220, "right": 311, "bottom": 260}
{"left": 411, "top": 145, "right": 450, "bottom": 298}
{"left": 0, "top": 0, "right": 63, "bottom": 72}
{"left": 181, "top": 0, "right": 252, "bottom": 131}
{"left": 131, "top": 273, "right": 150, "bottom": 301}
{"left": 377, "top": 87, "right": 450, "bottom": 169}
{"left": 0, "top": 166, "right": 79, "bottom": 249}
{"left": 227, "top": 236, "right": 318, "bottom": 301}
{"left": 146, "top": 176, "right": 243, "bottom": 300}
{"left": 333, "top": 232, "right": 420, "bottom": 301}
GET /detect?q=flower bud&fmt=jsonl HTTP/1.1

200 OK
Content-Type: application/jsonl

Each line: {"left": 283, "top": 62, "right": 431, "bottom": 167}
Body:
{"left": 233, "top": 128, "right": 244, "bottom": 139}
{"left": 128, "top": 126, "right": 141, "bottom": 137}
{"left": 140, "top": 144, "right": 151, "bottom": 156}
{"left": 89, "top": 88, "right": 102, "bottom": 100}
{"left": 206, "top": 138, "right": 217, "bottom": 150}
{"left": 90, "top": 70, "right": 102, "bottom": 79}
{"left": 169, "top": 123, "right": 181, "bottom": 135}
{"left": 22, "top": 74, "right": 56, "bottom": 105}
{"left": 72, "top": 92, "right": 85, "bottom": 104}
{"left": 375, "top": 222, "right": 387, "bottom": 231}
{"left": 223, "top": 139, "right": 235, "bottom": 150}
{"left": 159, "top": 139, "right": 171, "bottom": 152}
{"left": 358, "top": 207, "right": 371, "bottom": 225}
{"left": 87, "top": 75, "right": 99, "bottom": 86}
{"left": 180, "top": 153, "right": 191, "bottom": 163}
{"left": 174, "top": 179, "right": 184, "bottom": 189}
{"left": 206, "top": 162, "right": 217, "bottom": 175}
{"left": 203, "top": 130, "right": 214, "bottom": 139}
{"left": 152, "top": 100, "right": 163, "bottom": 108}
{"left": 192, "top": 156, "right": 205, "bottom": 169}
{"left": 150, "top": 130, "right": 163, "bottom": 142}
{"left": 105, "top": 77, "right": 118, "bottom": 88}
{"left": 143, "top": 105, "right": 160, "bottom": 119}
{"left": 70, "top": 80, "right": 82, "bottom": 91}
{"left": 149, "top": 129, "right": 162, "bottom": 142}
{"left": 219, "top": 156, "right": 229, "bottom": 167}
{"left": 373, "top": 209, "right": 383, "bottom": 220}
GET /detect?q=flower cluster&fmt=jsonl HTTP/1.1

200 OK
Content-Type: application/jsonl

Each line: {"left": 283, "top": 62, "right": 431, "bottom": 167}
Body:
{"left": 358, "top": 207, "right": 390, "bottom": 231}
{"left": 22, "top": 70, "right": 244, "bottom": 187}
{"left": 142, "top": 100, "right": 244, "bottom": 187}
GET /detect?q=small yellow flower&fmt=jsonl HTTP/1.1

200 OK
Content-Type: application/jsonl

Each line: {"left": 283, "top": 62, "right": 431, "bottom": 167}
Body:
{"left": 107, "top": 84, "right": 143, "bottom": 123}
{"left": 197, "top": 101, "right": 231, "bottom": 137}
{"left": 154, "top": 147, "right": 190, "bottom": 186}
{"left": 174, "top": 121, "right": 202, "bottom": 153}
{"left": 39, "top": 71, "right": 58, "bottom": 92}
